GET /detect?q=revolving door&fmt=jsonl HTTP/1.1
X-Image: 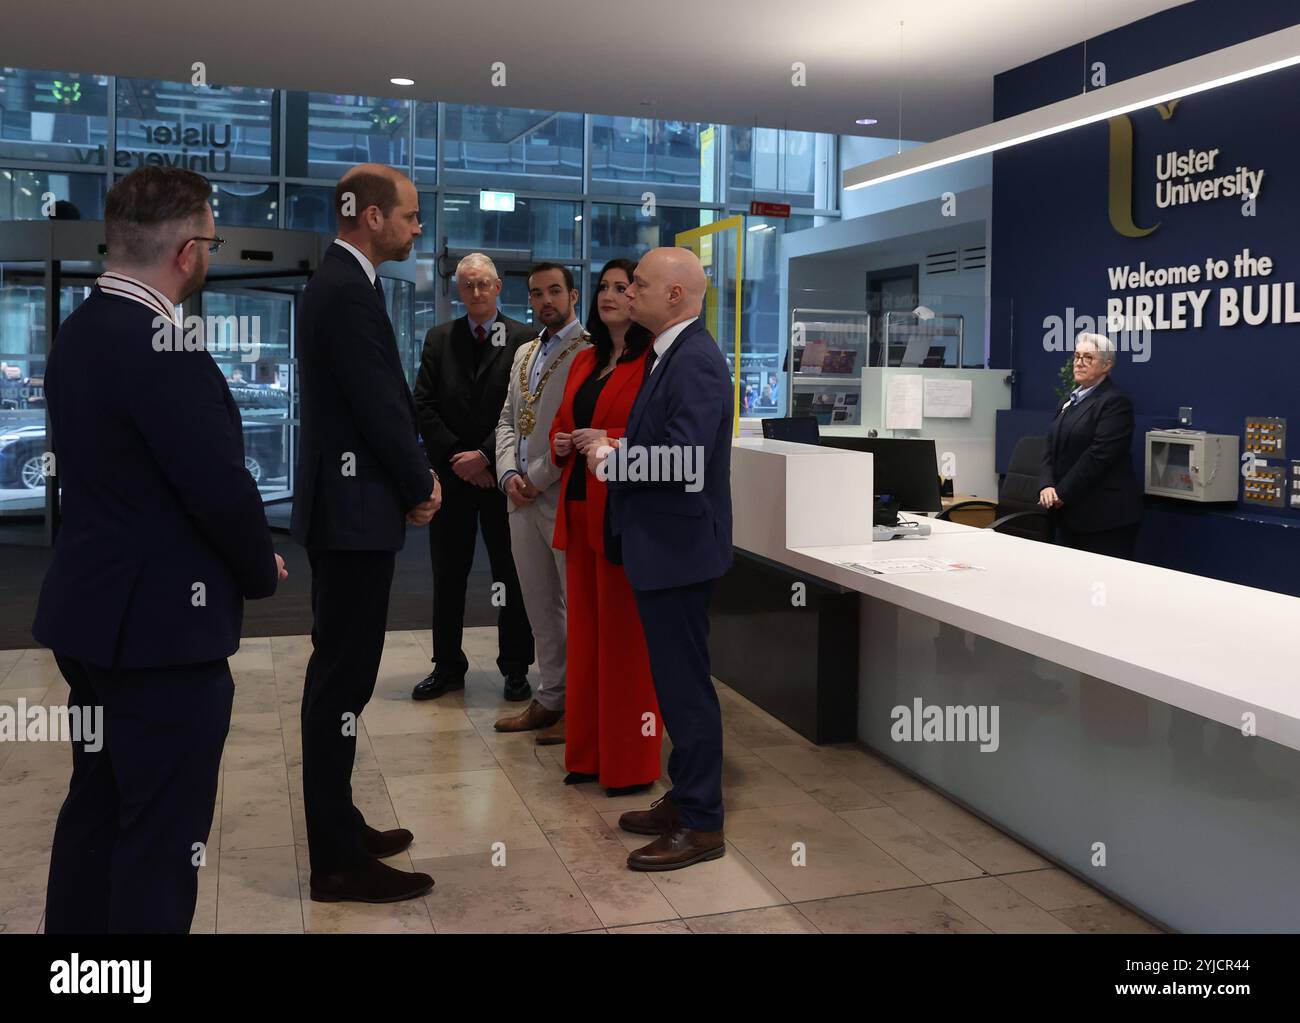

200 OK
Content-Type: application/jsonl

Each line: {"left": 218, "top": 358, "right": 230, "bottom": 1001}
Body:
{"left": 0, "top": 220, "right": 417, "bottom": 546}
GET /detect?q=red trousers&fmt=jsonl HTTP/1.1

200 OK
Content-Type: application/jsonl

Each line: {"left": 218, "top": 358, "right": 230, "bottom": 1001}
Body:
{"left": 563, "top": 499, "right": 663, "bottom": 787}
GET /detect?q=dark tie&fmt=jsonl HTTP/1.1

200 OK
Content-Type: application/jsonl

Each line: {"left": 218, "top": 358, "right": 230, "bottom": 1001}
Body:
{"left": 373, "top": 276, "right": 385, "bottom": 304}
{"left": 638, "top": 343, "right": 659, "bottom": 394}
{"left": 474, "top": 324, "right": 487, "bottom": 344}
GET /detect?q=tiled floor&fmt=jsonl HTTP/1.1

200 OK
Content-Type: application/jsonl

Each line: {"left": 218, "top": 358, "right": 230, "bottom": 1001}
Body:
{"left": 0, "top": 631, "right": 1160, "bottom": 934}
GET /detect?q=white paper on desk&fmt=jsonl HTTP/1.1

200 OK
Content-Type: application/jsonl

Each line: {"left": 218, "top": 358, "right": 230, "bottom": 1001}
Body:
{"left": 923, "top": 378, "right": 972, "bottom": 418}
{"left": 839, "top": 557, "right": 980, "bottom": 576}
{"left": 885, "top": 374, "right": 923, "bottom": 430}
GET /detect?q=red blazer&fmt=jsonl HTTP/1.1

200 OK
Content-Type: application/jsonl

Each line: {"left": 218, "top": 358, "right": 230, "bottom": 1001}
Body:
{"left": 550, "top": 346, "right": 650, "bottom": 551}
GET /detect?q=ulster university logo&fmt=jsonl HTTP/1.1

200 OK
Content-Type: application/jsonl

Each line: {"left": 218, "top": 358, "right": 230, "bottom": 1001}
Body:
{"left": 1107, "top": 100, "right": 1181, "bottom": 238}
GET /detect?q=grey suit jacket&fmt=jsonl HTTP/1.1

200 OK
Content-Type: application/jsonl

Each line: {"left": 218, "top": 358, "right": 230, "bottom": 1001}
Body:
{"left": 495, "top": 324, "right": 590, "bottom": 514}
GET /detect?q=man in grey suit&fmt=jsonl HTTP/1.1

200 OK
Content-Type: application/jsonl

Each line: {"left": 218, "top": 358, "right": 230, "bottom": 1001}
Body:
{"left": 493, "top": 263, "right": 589, "bottom": 741}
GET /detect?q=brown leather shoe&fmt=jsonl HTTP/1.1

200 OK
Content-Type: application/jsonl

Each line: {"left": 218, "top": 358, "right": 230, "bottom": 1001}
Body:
{"left": 535, "top": 715, "right": 565, "bottom": 745}
{"left": 494, "top": 699, "right": 563, "bottom": 733}
{"left": 617, "top": 793, "right": 680, "bottom": 836}
{"left": 627, "top": 826, "right": 725, "bottom": 872}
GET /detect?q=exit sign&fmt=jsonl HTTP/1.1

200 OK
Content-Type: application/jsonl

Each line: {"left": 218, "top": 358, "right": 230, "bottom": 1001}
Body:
{"left": 749, "top": 201, "right": 791, "bottom": 218}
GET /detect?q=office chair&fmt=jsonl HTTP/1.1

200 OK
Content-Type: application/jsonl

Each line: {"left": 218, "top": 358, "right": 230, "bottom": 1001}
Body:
{"left": 936, "top": 435, "right": 1049, "bottom": 541}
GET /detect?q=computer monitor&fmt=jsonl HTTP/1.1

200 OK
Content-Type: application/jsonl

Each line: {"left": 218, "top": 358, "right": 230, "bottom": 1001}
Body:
{"left": 819, "top": 436, "right": 942, "bottom": 522}
{"left": 762, "top": 416, "right": 821, "bottom": 445}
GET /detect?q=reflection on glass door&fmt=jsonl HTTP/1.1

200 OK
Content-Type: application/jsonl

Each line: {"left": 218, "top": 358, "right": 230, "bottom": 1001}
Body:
{"left": 0, "top": 263, "right": 48, "bottom": 532}
{"left": 196, "top": 285, "right": 296, "bottom": 504}
{"left": 675, "top": 215, "right": 743, "bottom": 436}
{"left": 0, "top": 264, "right": 99, "bottom": 541}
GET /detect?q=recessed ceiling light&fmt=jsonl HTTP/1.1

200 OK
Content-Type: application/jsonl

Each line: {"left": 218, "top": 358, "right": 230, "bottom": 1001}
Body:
{"left": 855, "top": 117, "right": 879, "bottom": 126}
{"left": 390, "top": 77, "right": 415, "bottom": 87}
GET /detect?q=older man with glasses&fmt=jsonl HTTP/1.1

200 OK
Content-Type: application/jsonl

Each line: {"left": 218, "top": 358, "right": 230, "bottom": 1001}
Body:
{"left": 412, "top": 254, "right": 538, "bottom": 704}
{"left": 1038, "top": 332, "right": 1144, "bottom": 558}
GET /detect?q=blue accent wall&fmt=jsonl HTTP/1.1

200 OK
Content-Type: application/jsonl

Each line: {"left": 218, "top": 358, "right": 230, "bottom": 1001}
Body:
{"left": 992, "top": 0, "right": 1300, "bottom": 594}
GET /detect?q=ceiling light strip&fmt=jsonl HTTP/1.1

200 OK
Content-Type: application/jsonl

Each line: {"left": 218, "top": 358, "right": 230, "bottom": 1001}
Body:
{"left": 843, "top": 23, "right": 1300, "bottom": 191}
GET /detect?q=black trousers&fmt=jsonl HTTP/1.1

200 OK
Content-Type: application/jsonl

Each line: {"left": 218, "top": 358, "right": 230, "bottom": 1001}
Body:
{"left": 302, "top": 548, "right": 395, "bottom": 873}
{"left": 632, "top": 580, "right": 724, "bottom": 832}
{"left": 44, "top": 653, "right": 232, "bottom": 934}
{"left": 1053, "top": 521, "right": 1139, "bottom": 559}
{"left": 428, "top": 476, "right": 533, "bottom": 677}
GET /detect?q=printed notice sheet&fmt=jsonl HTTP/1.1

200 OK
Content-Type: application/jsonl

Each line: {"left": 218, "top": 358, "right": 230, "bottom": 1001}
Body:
{"left": 839, "top": 557, "right": 980, "bottom": 576}
{"left": 922, "top": 378, "right": 972, "bottom": 418}
{"left": 884, "top": 374, "right": 924, "bottom": 430}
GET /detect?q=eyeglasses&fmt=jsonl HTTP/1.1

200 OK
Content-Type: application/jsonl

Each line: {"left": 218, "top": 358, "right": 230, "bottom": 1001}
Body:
{"left": 459, "top": 279, "right": 497, "bottom": 293}
{"left": 1073, "top": 353, "right": 1097, "bottom": 365}
{"left": 184, "top": 236, "right": 225, "bottom": 255}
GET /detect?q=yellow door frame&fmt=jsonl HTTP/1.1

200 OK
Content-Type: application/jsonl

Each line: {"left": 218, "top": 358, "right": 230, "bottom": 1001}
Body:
{"left": 674, "top": 215, "right": 744, "bottom": 437}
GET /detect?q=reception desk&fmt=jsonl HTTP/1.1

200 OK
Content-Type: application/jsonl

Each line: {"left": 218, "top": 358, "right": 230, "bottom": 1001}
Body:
{"left": 712, "top": 438, "right": 1300, "bottom": 933}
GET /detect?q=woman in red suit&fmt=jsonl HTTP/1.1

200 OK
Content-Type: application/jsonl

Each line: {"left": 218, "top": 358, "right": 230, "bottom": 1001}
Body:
{"left": 550, "top": 259, "right": 661, "bottom": 796}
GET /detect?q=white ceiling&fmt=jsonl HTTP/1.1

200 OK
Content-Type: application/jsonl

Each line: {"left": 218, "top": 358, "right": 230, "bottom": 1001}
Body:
{"left": 3, "top": 0, "right": 1189, "bottom": 140}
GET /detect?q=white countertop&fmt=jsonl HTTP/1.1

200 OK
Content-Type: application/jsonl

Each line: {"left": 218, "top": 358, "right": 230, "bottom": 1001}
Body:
{"left": 730, "top": 438, "right": 1300, "bottom": 751}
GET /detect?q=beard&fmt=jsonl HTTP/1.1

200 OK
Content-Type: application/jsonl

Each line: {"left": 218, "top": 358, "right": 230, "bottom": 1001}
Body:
{"left": 177, "top": 261, "right": 207, "bottom": 304}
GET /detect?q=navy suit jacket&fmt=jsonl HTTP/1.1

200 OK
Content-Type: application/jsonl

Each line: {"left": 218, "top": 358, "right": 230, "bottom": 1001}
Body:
{"left": 291, "top": 243, "right": 432, "bottom": 551}
{"left": 1039, "top": 375, "right": 1144, "bottom": 533}
{"left": 33, "top": 287, "right": 278, "bottom": 669}
{"left": 605, "top": 319, "right": 733, "bottom": 591}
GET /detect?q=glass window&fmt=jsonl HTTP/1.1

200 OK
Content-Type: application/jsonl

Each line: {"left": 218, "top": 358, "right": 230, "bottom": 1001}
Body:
{"left": 413, "top": 100, "right": 437, "bottom": 185}
{"left": 0, "top": 69, "right": 110, "bottom": 165}
{"left": 728, "top": 126, "right": 834, "bottom": 210}
{"left": 285, "top": 91, "right": 410, "bottom": 181}
{"left": 115, "top": 78, "right": 276, "bottom": 176}
{"left": 740, "top": 214, "right": 814, "bottom": 418}
{"left": 207, "top": 179, "right": 278, "bottom": 228}
{"left": 285, "top": 184, "right": 335, "bottom": 233}
{"left": 0, "top": 169, "right": 107, "bottom": 220}
{"left": 589, "top": 202, "right": 704, "bottom": 262}
{"left": 440, "top": 194, "right": 579, "bottom": 261}
{"left": 590, "top": 116, "right": 712, "bottom": 201}
{"left": 441, "top": 105, "right": 582, "bottom": 193}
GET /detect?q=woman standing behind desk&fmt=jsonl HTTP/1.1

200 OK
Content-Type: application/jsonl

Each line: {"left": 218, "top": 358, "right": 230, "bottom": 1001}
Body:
{"left": 551, "top": 259, "right": 662, "bottom": 795}
{"left": 1038, "top": 332, "right": 1144, "bottom": 558}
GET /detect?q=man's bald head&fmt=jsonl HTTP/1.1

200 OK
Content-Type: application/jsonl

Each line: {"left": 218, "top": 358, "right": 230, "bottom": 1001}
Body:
{"left": 335, "top": 163, "right": 422, "bottom": 264}
{"left": 626, "top": 246, "right": 708, "bottom": 334}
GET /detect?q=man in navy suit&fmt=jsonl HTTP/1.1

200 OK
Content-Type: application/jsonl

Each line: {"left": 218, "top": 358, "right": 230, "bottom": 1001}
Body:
{"left": 33, "top": 166, "right": 285, "bottom": 932}
{"left": 1038, "top": 332, "right": 1144, "bottom": 558}
{"left": 292, "top": 163, "right": 442, "bottom": 904}
{"left": 590, "top": 247, "right": 733, "bottom": 871}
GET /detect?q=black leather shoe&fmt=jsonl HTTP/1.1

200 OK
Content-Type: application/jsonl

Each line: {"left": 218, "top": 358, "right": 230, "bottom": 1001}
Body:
{"left": 564, "top": 771, "right": 598, "bottom": 785}
{"left": 412, "top": 670, "right": 465, "bottom": 700}
{"left": 309, "top": 859, "right": 434, "bottom": 903}
{"left": 363, "top": 825, "right": 413, "bottom": 858}
{"left": 503, "top": 674, "right": 531, "bottom": 702}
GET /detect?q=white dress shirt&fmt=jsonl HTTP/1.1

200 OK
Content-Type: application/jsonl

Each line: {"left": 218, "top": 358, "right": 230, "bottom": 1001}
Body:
{"left": 333, "top": 238, "right": 376, "bottom": 285}
{"left": 648, "top": 316, "right": 698, "bottom": 373}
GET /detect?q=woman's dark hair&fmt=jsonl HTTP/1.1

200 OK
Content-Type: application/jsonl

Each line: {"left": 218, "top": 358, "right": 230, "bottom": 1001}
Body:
{"left": 585, "top": 258, "right": 654, "bottom": 368}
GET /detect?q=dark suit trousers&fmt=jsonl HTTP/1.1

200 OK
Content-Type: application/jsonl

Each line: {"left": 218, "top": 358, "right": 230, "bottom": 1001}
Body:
{"left": 428, "top": 477, "right": 533, "bottom": 677}
{"left": 632, "top": 580, "right": 724, "bottom": 832}
{"left": 44, "top": 653, "right": 232, "bottom": 934}
{"left": 1053, "top": 521, "right": 1139, "bottom": 559}
{"left": 302, "top": 548, "right": 394, "bottom": 873}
